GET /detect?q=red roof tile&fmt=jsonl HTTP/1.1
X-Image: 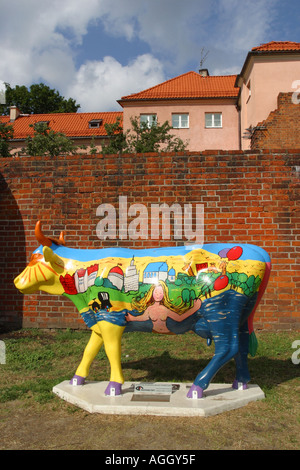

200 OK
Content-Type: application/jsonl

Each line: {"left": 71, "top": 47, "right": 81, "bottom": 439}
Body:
{"left": 237, "top": 41, "right": 300, "bottom": 83}
{"left": 119, "top": 72, "right": 239, "bottom": 103}
{"left": 252, "top": 41, "right": 300, "bottom": 52}
{"left": 0, "top": 111, "right": 122, "bottom": 140}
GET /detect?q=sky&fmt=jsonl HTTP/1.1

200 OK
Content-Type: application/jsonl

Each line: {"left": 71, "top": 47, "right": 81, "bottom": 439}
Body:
{"left": 0, "top": 0, "right": 299, "bottom": 112}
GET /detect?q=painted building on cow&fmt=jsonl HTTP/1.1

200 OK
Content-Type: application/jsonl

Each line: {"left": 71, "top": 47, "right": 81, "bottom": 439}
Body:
{"left": 124, "top": 257, "right": 139, "bottom": 293}
{"left": 108, "top": 266, "right": 124, "bottom": 291}
{"left": 143, "top": 262, "right": 176, "bottom": 284}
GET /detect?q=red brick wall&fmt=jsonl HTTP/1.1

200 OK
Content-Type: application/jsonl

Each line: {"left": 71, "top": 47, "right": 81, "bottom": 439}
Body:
{"left": 0, "top": 150, "right": 299, "bottom": 331}
{"left": 251, "top": 92, "right": 300, "bottom": 149}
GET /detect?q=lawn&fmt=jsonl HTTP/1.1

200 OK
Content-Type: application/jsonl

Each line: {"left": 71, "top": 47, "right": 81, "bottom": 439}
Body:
{"left": 0, "top": 328, "right": 299, "bottom": 450}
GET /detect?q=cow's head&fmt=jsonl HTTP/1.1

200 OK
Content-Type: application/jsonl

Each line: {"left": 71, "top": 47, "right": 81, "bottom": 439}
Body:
{"left": 14, "top": 221, "right": 66, "bottom": 295}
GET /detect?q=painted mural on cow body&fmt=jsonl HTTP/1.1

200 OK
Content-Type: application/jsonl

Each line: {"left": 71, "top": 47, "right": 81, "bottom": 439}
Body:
{"left": 14, "top": 221, "right": 271, "bottom": 399}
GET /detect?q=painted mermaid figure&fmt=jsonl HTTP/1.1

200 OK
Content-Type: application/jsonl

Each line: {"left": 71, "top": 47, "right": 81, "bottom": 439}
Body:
{"left": 126, "top": 281, "right": 201, "bottom": 334}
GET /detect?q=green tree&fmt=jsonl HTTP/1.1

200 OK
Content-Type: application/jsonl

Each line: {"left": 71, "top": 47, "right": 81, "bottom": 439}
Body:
{"left": 127, "top": 117, "right": 187, "bottom": 153}
{"left": 0, "top": 121, "right": 14, "bottom": 157}
{"left": 196, "top": 271, "right": 216, "bottom": 298}
{"left": 1, "top": 83, "right": 80, "bottom": 114}
{"left": 23, "top": 122, "right": 77, "bottom": 157}
{"left": 181, "top": 288, "right": 191, "bottom": 305}
{"left": 102, "top": 116, "right": 128, "bottom": 154}
{"left": 102, "top": 116, "right": 188, "bottom": 154}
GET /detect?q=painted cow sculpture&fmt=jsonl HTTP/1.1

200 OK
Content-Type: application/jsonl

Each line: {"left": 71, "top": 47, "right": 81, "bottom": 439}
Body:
{"left": 14, "top": 221, "right": 271, "bottom": 399}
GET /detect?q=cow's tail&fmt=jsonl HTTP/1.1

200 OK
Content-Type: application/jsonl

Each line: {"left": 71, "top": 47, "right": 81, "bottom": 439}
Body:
{"left": 248, "top": 259, "right": 271, "bottom": 357}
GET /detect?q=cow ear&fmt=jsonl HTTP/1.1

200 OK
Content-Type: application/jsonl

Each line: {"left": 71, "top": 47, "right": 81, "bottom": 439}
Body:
{"left": 43, "top": 246, "right": 64, "bottom": 268}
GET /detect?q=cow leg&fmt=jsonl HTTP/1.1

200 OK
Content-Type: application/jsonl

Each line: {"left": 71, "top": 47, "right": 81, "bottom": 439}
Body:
{"left": 232, "top": 320, "right": 251, "bottom": 389}
{"left": 97, "top": 320, "right": 126, "bottom": 396}
{"left": 187, "top": 314, "right": 240, "bottom": 398}
{"left": 70, "top": 327, "right": 103, "bottom": 385}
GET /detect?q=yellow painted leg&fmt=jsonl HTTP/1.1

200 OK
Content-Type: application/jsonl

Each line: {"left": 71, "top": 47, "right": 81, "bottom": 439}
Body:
{"left": 75, "top": 326, "right": 103, "bottom": 379}
{"left": 98, "top": 320, "right": 125, "bottom": 384}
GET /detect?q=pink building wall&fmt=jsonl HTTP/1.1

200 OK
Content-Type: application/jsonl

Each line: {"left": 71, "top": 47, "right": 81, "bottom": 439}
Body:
{"left": 122, "top": 99, "right": 239, "bottom": 151}
{"left": 239, "top": 55, "right": 300, "bottom": 149}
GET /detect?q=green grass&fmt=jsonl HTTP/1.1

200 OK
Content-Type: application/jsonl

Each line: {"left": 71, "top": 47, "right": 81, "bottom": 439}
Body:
{"left": 0, "top": 328, "right": 299, "bottom": 407}
{"left": 0, "top": 328, "right": 299, "bottom": 451}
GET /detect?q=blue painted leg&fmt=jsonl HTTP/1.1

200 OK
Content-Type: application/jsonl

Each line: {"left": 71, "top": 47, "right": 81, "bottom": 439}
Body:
{"left": 188, "top": 305, "right": 242, "bottom": 398}
{"left": 188, "top": 291, "right": 254, "bottom": 398}
{"left": 190, "top": 333, "right": 239, "bottom": 395}
{"left": 233, "top": 319, "right": 251, "bottom": 388}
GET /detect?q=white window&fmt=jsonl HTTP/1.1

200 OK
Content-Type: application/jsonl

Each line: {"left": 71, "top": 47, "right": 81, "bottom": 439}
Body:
{"left": 172, "top": 113, "right": 189, "bottom": 128}
{"left": 140, "top": 114, "right": 157, "bottom": 128}
{"left": 205, "top": 113, "right": 222, "bottom": 128}
{"left": 89, "top": 119, "right": 102, "bottom": 128}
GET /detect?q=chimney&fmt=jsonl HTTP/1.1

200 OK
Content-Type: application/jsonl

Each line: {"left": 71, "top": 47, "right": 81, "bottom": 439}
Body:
{"left": 10, "top": 106, "right": 21, "bottom": 122}
{"left": 199, "top": 68, "right": 209, "bottom": 77}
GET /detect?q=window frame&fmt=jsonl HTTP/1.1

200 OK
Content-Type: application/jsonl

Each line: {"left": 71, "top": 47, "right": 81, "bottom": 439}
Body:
{"left": 205, "top": 112, "right": 222, "bottom": 128}
{"left": 89, "top": 119, "right": 102, "bottom": 129}
{"left": 140, "top": 114, "right": 157, "bottom": 128}
{"left": 172, "top": 113, "right": 189, "bottom": 129}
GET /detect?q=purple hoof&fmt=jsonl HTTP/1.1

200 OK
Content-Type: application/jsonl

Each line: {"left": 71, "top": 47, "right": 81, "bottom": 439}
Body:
{"left": 70, "top": 374, "right": 85, "bottom": 386}
{"left": 232, "top": 379, "right": 248, "bottom": 390}
{"left": 187, "top": 384, "right": 204, "bottom": 399}
{"left": 105, "top": 381, "right": 122, "bottom": 396}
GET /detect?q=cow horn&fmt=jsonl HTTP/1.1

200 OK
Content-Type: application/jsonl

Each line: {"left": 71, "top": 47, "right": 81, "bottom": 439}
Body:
{"left": 58, "top": 231, "right": 66, "bottom": 246}
{"left": 35, "top": 221, "right": 66, "bottom": 247}
{"left": 35, "top": 221, "right": 52, "bottom": 247}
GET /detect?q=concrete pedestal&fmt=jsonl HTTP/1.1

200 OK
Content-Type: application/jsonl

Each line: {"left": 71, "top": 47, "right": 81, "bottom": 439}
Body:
{"left": 53, "top": 381, "right": 265, "bottom": 417}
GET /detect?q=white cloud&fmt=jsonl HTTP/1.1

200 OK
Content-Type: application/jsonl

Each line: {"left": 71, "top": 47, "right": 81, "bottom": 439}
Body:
{"left": 212, "top": 0, "right": 279, "bottom": 53}
{"left": 0, "top": 0, "right": 282, "bottom": 112}
{"left": 0, "top": 0, "right": 166, "bottom": 110}
{"left": 0, "top": 2, "right": 73, "bottom": 86}
{"left": 96, "top": 0, "right": 280, "bottom": 70}
{"left": 98, "top": 0, "right": 214, "bottom": 68}
{"left": 67, "top": 54, "right": 165, "bottom": 111}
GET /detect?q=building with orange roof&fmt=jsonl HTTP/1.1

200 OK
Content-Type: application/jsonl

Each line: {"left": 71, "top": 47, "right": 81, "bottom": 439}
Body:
{"left": 120, "top": 40, "right": 300, "bottom": 151}
{"left": 236, "top": 41, "right": 300, "bottom": 149}
{"left": 119, "top": 70, "right": 241, "bottom": 151}
{"left": 1, "top": 107, "right": 122, "bottom": 155}
{"left": 1, "top": 41, "right": 299, "bottom": 154}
